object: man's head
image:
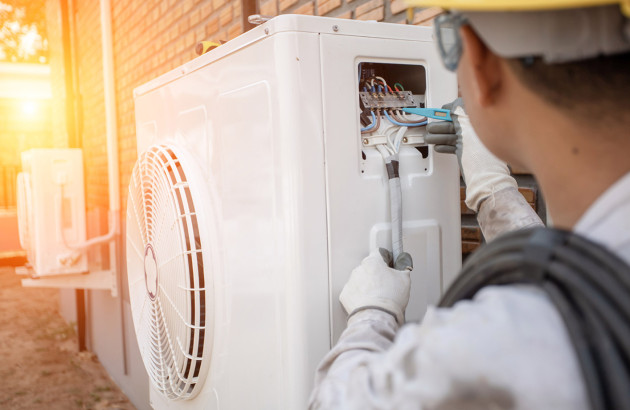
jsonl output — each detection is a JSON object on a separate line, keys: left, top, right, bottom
{"left": 411, "top": 1, "right": 630, "bottom": 167}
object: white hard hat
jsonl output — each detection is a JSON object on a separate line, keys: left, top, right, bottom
{"left": 465, "top": 6, "right": 630, "bottom": 63}
{"left": 409, "top": 0, "right": 630, "bottom": 64}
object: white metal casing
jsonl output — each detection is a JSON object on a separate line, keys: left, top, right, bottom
{"left": 18, "top": 149, "right": 87, "bottom": 276}
{"left": 130, "top": 15, "right": 461, "bottom": 410}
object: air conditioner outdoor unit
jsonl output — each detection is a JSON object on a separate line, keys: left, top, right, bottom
{"left": 17, "top": 148, "right": 88, "bottom": 276}
{"left": 127, "top": 15, "right": 461, "bottom": 410}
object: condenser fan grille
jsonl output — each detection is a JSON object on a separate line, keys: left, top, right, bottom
{"left": 126, "top": 145, "right": 209, "bottom": 400}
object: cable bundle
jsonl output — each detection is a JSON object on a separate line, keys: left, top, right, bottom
{"left": 440, "top": 227, "right": 630, "bottom": 410}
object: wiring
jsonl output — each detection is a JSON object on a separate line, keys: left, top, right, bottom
{"left": 374, "top": 76, "right": 388, "bottom": 88}
{"left": 398, "top": 109, "right": 425, "bottom": 123}
{"left": 389, "top": 110, "right": 409, "bottom": 124}
{"left": 390, "top": 110, "right": 426, "bottom": 125}
{"left": 384, "top": 110, "right": 427, "bottom": 127}
{"left": 374, "top": 76, "right": 394, "bottom": 93}
{"left": 361, "top": 110, "right": 381, "bottom": 134}
{"left": 357, "top": 74, "right": 428, "bottom": 261}
{"left": 361, "top": 111, "right": 378, "bottom": 133}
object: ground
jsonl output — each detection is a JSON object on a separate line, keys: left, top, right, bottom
{"left": 0, "top": 267, "right": 135, "bottom": 410}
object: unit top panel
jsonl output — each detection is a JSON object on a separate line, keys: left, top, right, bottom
{"left": 134, "top": 15, "right": 434, "bottom": 97}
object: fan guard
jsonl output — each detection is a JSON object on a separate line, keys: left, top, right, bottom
{"left": 126, "top": 144, "right": 212, "bottom": 400}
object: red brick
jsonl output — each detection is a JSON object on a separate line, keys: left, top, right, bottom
{"left": 232, "top": 1, "right": 242, "bottom": 18}
{"left": 219, "top": 6, "right": 233, "bottom": 26}
{"left": 462, "top": 241, "right": 481, "bottom": 254}
{"left": 390, "top": 0, "right": 407, "bottom": 15}
{"left": 206, "top": 16, "right": 220, "bottom": 36}
{"left": 182, "top": 0, "right": 195, "bottom": 13}
{"left": 294, "top": 1, "right": 315, "bottom": 15}
{"left": 195, "top": 25, "right": 206, "bottom": 42}
{"left": 412, "top": 6, "right": 442, "bottom": 25}
{"left": 227, "top": 23, "right": 242, "bottom": 39}
{"left": 212, "top": 0, "right": 226, "bottom": 11}
{"left": 279, "top": 0, "right": 299, "bottom": 11}
{"left": 201, "top": 2, "right": 213, "bottom": 18}
{"left": 334, "top": 10, "right": 352, "bottom": 18}
{"left": 355, "top": 0, "right": 383, "bottom": 17}
{"left": 185, "top": 31, "right": 196, "bottom": 49}
{"left": 461, "top": 226, "right": 481, "bottom": 241}
{"left": 260, "top": 0, "right": 278, "bottom": 16}
{"left": 317, "top": 0, "right": 341, "bottom": 15}
{"left": 518, "top": 187, "right": 536, "bottom": 203}
{"left": 356, "top": 6, "right": 383, "bottom": 20}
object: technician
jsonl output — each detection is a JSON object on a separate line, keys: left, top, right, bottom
{"left": 309, "top": 1, "right": 630, "bottom": 409}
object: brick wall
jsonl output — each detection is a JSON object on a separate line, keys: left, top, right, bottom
{"left": 51, "top": 0, "right": 543, "bottom": 259}
{"left": 71, "top": 0, "right": 446, "bottom": 217}
{"left": 74, "top": 1, "right": 109, "bottom": 210}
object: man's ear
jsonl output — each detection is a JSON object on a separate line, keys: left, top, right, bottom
{"left": 460, "top": 25, "right": 503, "bottom": 107}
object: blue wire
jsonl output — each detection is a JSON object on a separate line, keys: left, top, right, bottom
{"left": 371, "top": 85, "right": 376, "bottom": 93}
{"left": 361, "top": 111, "right": 377, "bottom": 132}
{"left": 384, "top": 111, "right": 427, "bottom": 127}
{"left": 378, "top": 85, "right": 383, "bottom": 93}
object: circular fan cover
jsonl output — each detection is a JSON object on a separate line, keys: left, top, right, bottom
{"left": 126, "top": 144, "right": 212, "bottom": 400}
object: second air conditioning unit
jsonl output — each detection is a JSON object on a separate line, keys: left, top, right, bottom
{"left": 17, "top": 148, "right": 88, "bottom": 276}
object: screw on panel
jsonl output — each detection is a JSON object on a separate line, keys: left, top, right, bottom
{"left": 264, "top": 28, "right": 269, "bottom": 34}
{"left": 402, "top": 137, "right": 408, "bottom": 143}
{"left": 333, "top": 25, "right": 339, "bottom": 32}
{"left": 362, "top": 138, "right": 369, "bottom": 145}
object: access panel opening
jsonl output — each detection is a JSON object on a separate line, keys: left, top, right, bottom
{"left": 357, "top": 62, "right": 431, "bottom": 177}
{"left": 357, "top": 62, "right": 427, "bottom": 133}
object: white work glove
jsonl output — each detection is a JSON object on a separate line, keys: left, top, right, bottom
{"left": 425, "top": 99, "right": 517, "bottom": 212}
{"left": 339, "top": 248, "right": 413, "bottom": 325}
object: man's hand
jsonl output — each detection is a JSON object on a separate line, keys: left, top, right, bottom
{"left": 339, "top": 249, "right": 413, "bottom": 325}
{"left": 425, "top": 98, "right": 465, "bottom": 158}
{"left": 425, "top": 99, "right": 517, "bottom": 212}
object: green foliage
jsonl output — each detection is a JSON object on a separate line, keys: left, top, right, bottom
{"left": 0, "top": 0, "right": 48, "bottom": 63}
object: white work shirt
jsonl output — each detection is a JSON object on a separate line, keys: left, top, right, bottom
{"left": 309, "top": 172, "right": 630, "bottom": 410}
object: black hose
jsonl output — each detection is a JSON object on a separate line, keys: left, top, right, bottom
{"left": 543, "top": 280, "right": 605, "bottom": 410}
{"left": 439, "top": 227, "right": 630, "bottom": 410}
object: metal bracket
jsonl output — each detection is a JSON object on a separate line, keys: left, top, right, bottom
{"left": 19, "top": 268, "right": 118, "bottom": 297}
{"left": 248, "top": 14, "right": 272, "bottom": 25}
{"left": 361, "top": 134, "right": 425, "bottom": 147}
{"left": 360, "top": 91, "right": 417, "bottom": 109}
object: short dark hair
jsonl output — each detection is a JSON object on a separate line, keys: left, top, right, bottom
{"left": 507, "top": 52, "right": 630, "bottom": 124}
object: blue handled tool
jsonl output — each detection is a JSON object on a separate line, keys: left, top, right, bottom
{"left": 402, "top": 107, "right": 452, "bottom": 122}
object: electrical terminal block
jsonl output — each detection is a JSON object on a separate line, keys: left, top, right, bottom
{"left": 359, "top": 91, "right": 418, "bottom": 109}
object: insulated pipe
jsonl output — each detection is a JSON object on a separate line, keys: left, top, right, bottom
{"left": 99, "top": 0, "right": 120, "bottom": 223}
{"left": 69, "top": 0, "right": 120, "bottom": 251}
{"left": 99, "top": 0, "right": 127, "bottom": 374}
{"left": 60, "top": 0, "right": 86, "bottom": 353}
